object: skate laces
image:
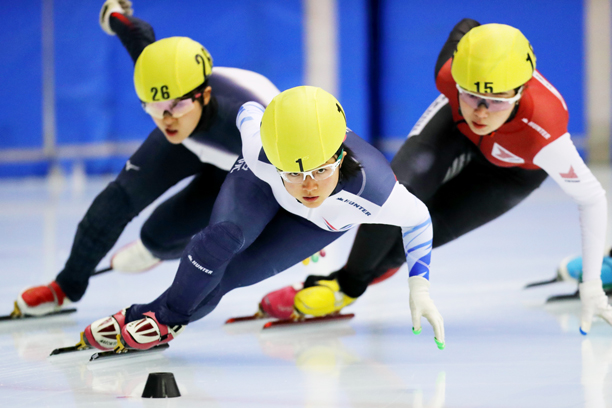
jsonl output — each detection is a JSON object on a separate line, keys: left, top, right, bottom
{"left": 128, "top": 312, "right": 185, "bottom": 343}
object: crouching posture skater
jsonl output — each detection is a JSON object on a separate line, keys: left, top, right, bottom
{"left": 261, "top": 20, "right": 612, "bottom": 335}
{"left": 12, "top": 0, "right": 279, "bottom": 317}
{"left": 83, "top": 86, "right": 446, "bottom": 351}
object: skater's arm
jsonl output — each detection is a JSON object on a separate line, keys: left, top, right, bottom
{"left": 534, "top": 134, "right": 611, "bottom": 334}
{"left": 373, "top": 183, "right": 433, "bottom": 280}
{"left": 109, "top": 14, "right": 156, "bottom": 64}
{"left": 435, "top": 18, "right": 480, "bottom": 79}
{"left": 373, "top": 183, "right": 443, "bottom": 348}
{"left": 533, "top": 134, "right": 607, "bottom": 283}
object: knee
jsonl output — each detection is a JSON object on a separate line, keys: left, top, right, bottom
{"left": 189, "top": 222, "right": 245, "bottom": 268}
{"left": 80, "top": 181, "right": 138, "bottom": 229}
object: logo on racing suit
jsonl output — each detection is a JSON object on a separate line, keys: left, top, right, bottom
{"left": 230, "top": 158, "right": 249, "bottom": 173}
{"left": 491, "top": 143, "right": 525, "bottom": 164}
{"left": 125, "top": 160, "right": 140, "bottom": 171}
{"left": 336, "top": 197, "right": 372, "bottom": 216}
{"left": 323, "top": 218, "right": 354, "bottom": 232}
{"left": 560, "top": 165, "right": 579, "bottom": 182}
{"left": 188, "top": 254, "right": 213, "bottom": 274}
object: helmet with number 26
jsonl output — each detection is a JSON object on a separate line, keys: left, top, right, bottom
{"left": 260, "top": 86, "right": 347, "bottom": 173}
{"left": 134, "top": 36, "right": 213, "bottom": 103}
{"left": 451, "top": 24, "right": 536, "bottom": 94}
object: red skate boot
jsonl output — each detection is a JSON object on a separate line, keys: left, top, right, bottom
{"left": 15, "top": 281, "right": 69, "bottom": 317}
{"left": 119, "top": 312, "right": 184, "bottom": 351}
{"left": 83, "top": 309, "right": 127, "bottom": 351}
{"left": 259, "top": 283, "right": 304, "bottom": 319}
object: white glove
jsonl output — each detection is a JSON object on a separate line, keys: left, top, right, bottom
{"left": 409, "top": 276, "right": 445, "bottom": 349}
{"left": 579, "top": 279, "right": 612, "bottom": 334}
{"left": 99, "top": 0, "right": 133, "bottom": 35}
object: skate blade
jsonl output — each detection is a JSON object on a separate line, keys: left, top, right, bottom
{"left": 546, "top": 290, "right": 579, "bottom": 303}
{"left": 49, "top": 332, "right": 92, "bottom": 357}
{"left": 88, "top": 343, "right": 169, "bottom": 365}
{"left": 225, "top": 310, "right": 270, "bottom": 324}
{"left": 262, "top": 313, "right": 355, "bottom": 330}
{"left": 524, "top": 276, "right": 560, "bottom": 289}
{"left": 1, "top": 303, "right": 77, "bottom": 321}
{"left": 225, "top": 313, "right": 267, "bottom": 324}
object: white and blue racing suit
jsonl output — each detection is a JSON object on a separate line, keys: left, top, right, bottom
{"left": 127, "top": 102, "right": 433, "bottom": 325}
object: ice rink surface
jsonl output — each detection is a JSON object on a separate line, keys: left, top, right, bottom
{"left": 1, "top": 167, "right": 612, "bottom": 407}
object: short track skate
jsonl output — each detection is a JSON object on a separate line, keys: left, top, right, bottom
{"left": 50, "top": 332, "right": 169, "bottom": 361}
{"left": 2, "top": 301, "right": 77, "bottom": 321}
{"left": 525, "top": 273, "right": 612, "bottom": 303}
{"left": 3, "top": 267, "right": 114, "bottom": 321}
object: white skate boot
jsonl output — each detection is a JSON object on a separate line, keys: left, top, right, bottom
{"left": 111, "top": 240, "right": 161, "bottom": 273}
{"left": 83, "top": 309, "right": 127, "bottom": 351}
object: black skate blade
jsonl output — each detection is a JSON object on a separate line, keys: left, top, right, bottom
{"left": 546, "top": 290, "right": 579, "bottom": 303}
{"left": 89, "top": 343, "right": 169, "bottom": 362}
{"left": 49, "top": 332, "right": 92, "bottom": 357}
{"left": 262, "top": 313, "right": 355, "bottom": 330}
{"left": 524, "top": 276, "right": 560, "bottom": 289}
{"left": 49, "top": 344, "right": 92, "bottom": 356}
{"left": 0, "top": 307, "right": 77, "bottom": 322}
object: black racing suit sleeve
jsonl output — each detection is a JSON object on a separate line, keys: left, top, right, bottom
{"left": 109, "top": 14, "right": 156, "bottom": 64}
{"left": 434, "top": 18, "right": 480, "bottom": 79}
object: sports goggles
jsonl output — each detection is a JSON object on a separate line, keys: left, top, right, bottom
{"left": 142, "top": 93, "right": 202, "bottom": 119}
{"left": 456, "top": 84, "right": 523, "bottom": 112}
{"left": 278, "top": 151, "right": 344, "bottom": 184}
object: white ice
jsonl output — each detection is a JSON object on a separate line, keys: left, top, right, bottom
{"left": 1, "top": 167, "right": 612, "bottom": 407}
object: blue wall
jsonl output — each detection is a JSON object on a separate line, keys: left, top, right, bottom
{"left": 0, "top": 0, "right": 586, "bottom": 177}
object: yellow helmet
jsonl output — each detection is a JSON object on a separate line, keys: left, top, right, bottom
{"left": 260, "top": 86, "right": 347, "bottom": 172}
{"left": 134, "top": 37, "right": 213, "bottom": 103}
{"left": 451, "top": 24, "right": 536, "bottom": 93}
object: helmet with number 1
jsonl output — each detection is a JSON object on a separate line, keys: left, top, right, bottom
{"left": 134, "top": 37, "right": 213, "bottom": 103}
{"left": 260, "top": 86, "right": 347, "bottom": 172}
{"left": 451, "top": 24, "right": 536, "bottom": 94}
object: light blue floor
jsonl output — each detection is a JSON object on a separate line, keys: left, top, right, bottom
{"left": 1, "top": 169, "right": 611, "bottom": 407}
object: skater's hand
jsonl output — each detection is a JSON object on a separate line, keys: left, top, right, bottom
{"left": 409, "top": 276, "right": 445, "bottom": 350}
{"left": 579, "top": 279, "right": 612, "bottom": 335}
{"left": 99, "top": 0, "right": 133, "bottom": 35}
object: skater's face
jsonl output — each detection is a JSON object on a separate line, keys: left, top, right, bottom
{"left": 282, "top": 154, "right": 344, "bottom": 208}
{"left": 150, "top": 86, "right": 212, "bottom": 144}
{"left": 458, "top": 87, "right": 519, "bottom": 135}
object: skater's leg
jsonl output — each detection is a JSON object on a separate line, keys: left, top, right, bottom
{"left": 337, "top": 156, "right": 548, "bottom": 297}
{"left": 127, "top": 211, "right": 344, "bottom": 323}
{"left": 140, "top": 165, "right": 227, "bottom": 259}
{"left": 127, "top": 159, "right": 280, "bottom": 324}
{"left": 424, "top": 157, "right": 548, "bottom": 247}
{"left": 55, "top": 129, "right": 204, "bottom": 300}
{"left": 189, "top": 213, "right": 345, "bottom": 321}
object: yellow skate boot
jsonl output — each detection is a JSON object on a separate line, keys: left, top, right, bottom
{"left": 294, "top": 279, "right": 356, "bottom": 317}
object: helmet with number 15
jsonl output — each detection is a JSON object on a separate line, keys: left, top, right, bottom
{"left": 451, "top": 24, "right": 536, "bottom": 94}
